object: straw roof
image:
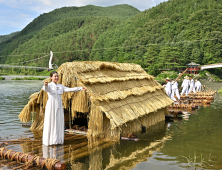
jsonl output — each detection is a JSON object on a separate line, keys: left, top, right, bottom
{"left": 19, "top": 61, "right": 173, "bottom": 131}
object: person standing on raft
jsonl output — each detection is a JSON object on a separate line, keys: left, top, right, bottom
{"left": 195, "top": 79, "right": 202, "bottom": 92}
{"left": 188, "top": 76, "right": 196, "bottom": 94}
{"left": 171, "top": 78, "right": 180, "bottom": 101}
{"left": 42, "top": 71, "right": 87, "bottom": 146}
{"left": 181, "top": 76, "right": 190, "bottom": 96}
{"left": 165, "top": 78, "right": 172, "bottom": 97}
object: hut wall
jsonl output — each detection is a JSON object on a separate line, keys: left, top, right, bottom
{"left": 87, "top": 103, "right": 104, "bottom": 144}
{"left": 103, "top": 108, "right": 165, "bottom": 141}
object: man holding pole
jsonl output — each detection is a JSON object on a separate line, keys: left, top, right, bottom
{"left": 181, "top": 76, "right": 190, "bottom": 96}
{"left": 188, "top": 76, "right": 196, "bottom": 94}
{"left": 165, "top": 77, "right": 172, "bottom": 97}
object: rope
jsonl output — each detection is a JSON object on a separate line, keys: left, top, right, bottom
{"left": 3, "top": 149, "right": 13, "bottom": 159}
{"left": 10, "top": 152, "right": 21, "bottom": 161}
{"left": 42, "top": 158, "right": 60, "bottom": 170}
{"left": 8, "top": 54, "right": 50, "bottom": 65}
{"left": 0, "top": 148, "right": 60, "bottom": 170}
{"left": 0, "top": 147, "right": 6, "bottom": 157}
{"left": 0, "top": 52, "right": 48, "bottom": 57}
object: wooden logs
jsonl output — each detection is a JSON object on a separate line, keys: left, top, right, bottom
{"left": 0, "top": 148, "right": 66, "bottom": 170}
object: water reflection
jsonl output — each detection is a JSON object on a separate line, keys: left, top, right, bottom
{"left": 1, "top": 80, "right": 222, "bottom": 170}
{"left": 43, "top": 145, "right": 64, "bottom": 161}
{"left": 64, "top": 121, "right": 173, "bottom": 170}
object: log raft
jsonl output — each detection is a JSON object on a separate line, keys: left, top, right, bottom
{"left": 0, "top": 147, "right": 66, "bottom": 170}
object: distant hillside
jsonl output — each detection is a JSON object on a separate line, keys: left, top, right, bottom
{"left": 0, "top": 4, "right": 140, "bottom": 64}
{"left": 90, "top": 0, "right": 222, "bottom": 75}
{"left": 0, "top": 31, "right": 19, "bottom": 43}
{"left": 1, "top": 0, "right": 222, "bottom": 77}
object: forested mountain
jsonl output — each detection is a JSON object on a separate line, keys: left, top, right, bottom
{"left": 1, "top": 0, "right": 222, "bottom": 76}
{"left": 0, "top": 32, "right": 19, "bottom": 43}
{"left": 0, "top": 4, "right": 140, "bottom": 64}
{"left": 90, "top": 0, "right": 222, "bottom": 75}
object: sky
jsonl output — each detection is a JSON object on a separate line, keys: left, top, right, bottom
{"left": 0, "top": 0, "right": 168, "bottom": 36}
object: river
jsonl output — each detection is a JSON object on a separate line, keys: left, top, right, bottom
{"left": 0, "top": 80, "right": 222, "bottom": 169}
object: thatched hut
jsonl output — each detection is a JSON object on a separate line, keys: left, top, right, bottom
{"left": 19, "top": 61, "right": 173, "bottom": 142}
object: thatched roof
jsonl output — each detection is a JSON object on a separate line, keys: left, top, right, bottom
{"left": 19, "top": 61, "right": 173, "bottom": 131}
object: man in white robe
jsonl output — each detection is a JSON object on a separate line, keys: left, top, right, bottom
{"left": 165, "top": 78, "right": 172, "bottom": 97}
{"left": 171, "top": 79, "right": 180, "bottom": 101}
{"left": 188, "top": 77, "right": 196, "bottom": 94}
{"left": 181, "top": 76, "right": 190, "bottom": 96}
{"left": 195, "top": 79, "right": 202, "bottom": 92}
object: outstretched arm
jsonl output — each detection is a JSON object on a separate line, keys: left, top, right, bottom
{"left": 63, "top": 86, "right": 87, "bottom": 92}
{"left": 42, "top": 81, "right": 50, "bottom": 92}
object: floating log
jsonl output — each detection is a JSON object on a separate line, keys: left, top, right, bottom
{"left": 0, "top": 139, "right": 41, "bottom": 143}
{"left": 0, "top": 148, "right": 66, "bottom": 170}
{"left": 165, "top": 115, "right": 174, "bottom": 118}
{"left": 168, "top": 104, "right": 197, "bottom": 109}
{"left": 22, "top": 123, "right": 32, "bottom": 127}
{"left": 120, "top": 137, "right": 139, "bottom": 141}
{"left": 65, "top": 129, "right": 87, "bottom": 135}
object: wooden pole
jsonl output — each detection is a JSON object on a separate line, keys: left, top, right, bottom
{"left": 0, "top": 148, "right": 66, "bottom": 170}
{"left": 174, "top": 68, "right": 189, "bottom": 82}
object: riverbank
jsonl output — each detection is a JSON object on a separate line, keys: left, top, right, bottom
{"left": 1, "top": 75, "right": 48, "bottom": 80}
{"left": 0, "top": 68, "right": 56, "bottom": 77}
{"left": 155, "top": 70, "right": 222, "bottom": 83}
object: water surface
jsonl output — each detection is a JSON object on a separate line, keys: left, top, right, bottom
{"left": 0, "top": 80, "right": 222, "bottom": 169}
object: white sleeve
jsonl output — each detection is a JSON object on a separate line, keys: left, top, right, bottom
{"left": 63, "top": 85, "right": 83, "bottom": 92}
{"left": 42, "top": 85, "right": 50, "bottom": 93}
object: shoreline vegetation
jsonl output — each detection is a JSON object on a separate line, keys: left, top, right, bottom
{"left": 155, "top": 70, "right": 222, "bottom": 84}
{"left": 11, "top": 77, "right": 46, "bottom": 80}
{"left": 1, "top": 68, "right": 222, "bottom": 82}
{"left": 0, "top": 76, "right": 5, "bottom": 80}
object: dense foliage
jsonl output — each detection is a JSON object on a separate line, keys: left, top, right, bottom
{"left": 0, "top": 4, "right": 140, "bottom": 64}
{"left": 0, "top": 31, "right": 19, "bottom": 43}
{"left": 1, "top": 1, "right": 222, "bottom": 76}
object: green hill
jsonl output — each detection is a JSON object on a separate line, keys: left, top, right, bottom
{"left": 0, "top": 31, "right": 19, "bottom": 43}
{"left": 90, "top": 0, "right": 222, "bottom": 75}
{"left": 0, "top": 4, "right": 140, "bottom": 64}
{"left": 1, "top": 0, "right": 222, "bottom": 76}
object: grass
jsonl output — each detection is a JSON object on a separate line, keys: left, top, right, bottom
{"left": 218, "top": 87, "right": 222, "bottom": 93}
{"left": 12, "top": 77, "right": 46, "bottom": 80}
{"left": 180, "top": 152, "right": 212, "bottom": 169}
{"left": 0, "top": 76, "right": 5, "bottom": 80}
{"left": 23, "top": 77, "right": 46, "bottom": 80}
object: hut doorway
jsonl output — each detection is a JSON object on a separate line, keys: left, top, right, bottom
{"left": 64, "top": 110, "right": 88, "bottom": 133}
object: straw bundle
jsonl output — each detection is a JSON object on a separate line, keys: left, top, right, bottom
{"left": 18, "top": 61, "right": 173, "bottom": 143}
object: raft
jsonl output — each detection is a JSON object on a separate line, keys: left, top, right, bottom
{"left": 0, "top": 147, "right": 66, "bottom": 170}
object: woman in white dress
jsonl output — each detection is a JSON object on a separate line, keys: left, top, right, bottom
{"left": 42, "top": 71, "right": 87, "bottom": 146}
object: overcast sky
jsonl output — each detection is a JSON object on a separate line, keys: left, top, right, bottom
{"left": 0, "top": 0, "right": 168, "bottom": 36}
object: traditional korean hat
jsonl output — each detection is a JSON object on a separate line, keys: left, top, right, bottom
{"left": 185, "top": 76, "right": 189, "bottom": 79}
{"left": 165, "top": 77, "right": 170, "bottom": 80}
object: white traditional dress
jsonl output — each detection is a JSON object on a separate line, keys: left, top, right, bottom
{"left": 165, "top": 81, "right": 172, "bottom": 97}
{"left": 188, "top": 79, "right": 196, "bottom": 94}
{"left": 42, "top": 82, "right": 83, "bottom": 146}
{"left": 171, "top": 81, "right": 180, "bottom": 100}
{"left": 195, "top": 80, "right": 202, "bottom": 92}
{"left": 181, "top": 79, "right": 190, "bottom": 96}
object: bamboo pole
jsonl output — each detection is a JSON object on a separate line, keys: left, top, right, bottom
{"left": 0, "top": 140, "right": 41, "bottom": 143}
{"left": 63, "top": 140, "right": 107, "bottom": 160}
{"left": 64, "top": 135, "right": 86, "bottom": 141}
{"left": 0, "top": 148, "right": 66, "bottom": 170}
{"left": 174, "top": 68, "right": 189, "bottom": 82}
{"left": 65, "top": 141, "right": 114, "bottom": 163}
